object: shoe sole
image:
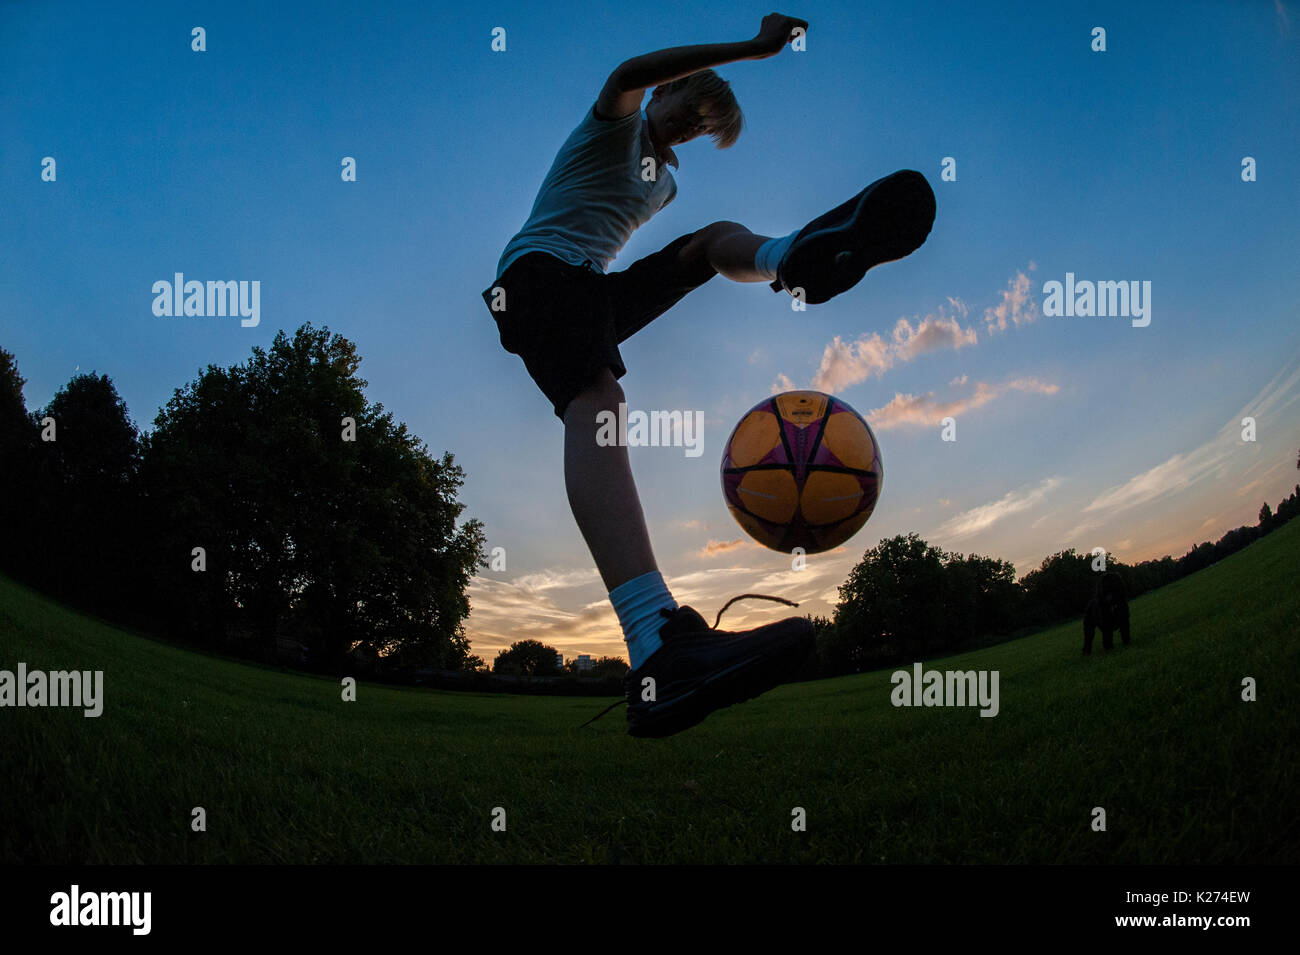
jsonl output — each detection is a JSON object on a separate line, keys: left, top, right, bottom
{"left": 627, "top": 623, "right": 814, "bottom": 738}
{"left": 777, "top": 169, "right": 936, "bottom": 305}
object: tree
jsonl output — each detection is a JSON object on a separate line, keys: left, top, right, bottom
{"left": 835, "top": 533, "right": 947, "bottom": 661}
{"left": 0, "top": 348, "right": 36, "bottom": 575}
{"left": 1124, "top": 554, "right": 1179, "bottom": 599}
{"left": 810, "top": 613, "right": 860, "bottom": 675}
{"left": 587, "top": 655, "right": 630, "bottom": 680}
{"left": 493, "top": 639, "right": 563, "bottom": 676}
{"left": 1259, "top": 502, "right": 1273, "bottom": 528}
{"left": 32, "top": 372, "right": 141, "bottom": 616}
{"left": 1277, "top": 485, "right": 1300, "bottom": 524}
{"left": 1018, "top": 548, "right": 1095, "bottom": 627}
{"left": 138, "top": 323, "right": 485, "bottom": 668}
{"left": 944, "top": 551, "right": 1020, "bottom": 643}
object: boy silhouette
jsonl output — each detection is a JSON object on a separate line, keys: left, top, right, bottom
{"left": 482, "top": 13, "right": 935, "bottom": 737}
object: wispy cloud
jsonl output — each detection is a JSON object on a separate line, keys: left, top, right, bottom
{"left": 983, "top": 264, "right": 1039, "bottom": 334}
{"left": 867, "top": 376, "right": 1059, "bottom": 431}
{"left": 701, "top": 537, "right": 752, "bottom": 556}
{"left": 934, "top": 476, "right": 1065, "bottom": 541}
{"left": 465, "top": 568, "right": 611, "bottom": 659}
{"left": 777, "top": 267, "right": 1044, "bottom": 394}
{"left": 674, "top": 559, "right": 853, "bottom": 629}
{"left": 804, "top": 333, "right": 893, "bottom": 392}
{"left": 466, "top": 556, "right": 851, "bottom": 659}
{"left": 1083, "top": 450, "right": 1230, "bottom": 515}
{"left": 510, "top": 568, "right": 602, "bottom": 593}
{"left": 770, "top": 372, "right": 797, "bottom": 394}
{"left": 1061, "top": 519, "right": 1099, "bottom": 543}
{"left": 806, "top": 307, "right": 978, "bottom": 392}
{"left": 1082, "top": 350, "right": 1300, "bottom": 516}
{"left": 1235, "top": 477, "right": 1267, "bottom": 499}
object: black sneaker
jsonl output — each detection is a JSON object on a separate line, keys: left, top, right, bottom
{"left": 615, "top": 595, "right": 814, "bottom": 738}
{"left": 771, "top": 169, "right": 936, "bottom": 305}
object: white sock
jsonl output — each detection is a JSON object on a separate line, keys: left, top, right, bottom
{"left": 753, "top": 229, "right": 799, "bottom": 280}
{"left": 609, "top": 570, "right": 677, "bottom": 670}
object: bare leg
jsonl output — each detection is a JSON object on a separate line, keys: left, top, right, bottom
{"left": 679, "top": 220, "right": 775, "bottom": 283}
{"left": 562, "top": 367, "right": 658, "bottom": 592}
{"left": 564, "top": 223, "right": 777, "bottom": 588}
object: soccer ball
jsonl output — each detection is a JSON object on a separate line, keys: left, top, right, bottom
{"left": 720, "top": 390, "right": 882, "bottom": 554}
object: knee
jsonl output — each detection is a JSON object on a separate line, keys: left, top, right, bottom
{"left": 681, "top": 220, "right": 748, "bottom": 263}
{"left": 694, "top": 220, "right": 747, "bottom": 244}
{"left": 565, "top": 367, "right": 624, "bottom": 420}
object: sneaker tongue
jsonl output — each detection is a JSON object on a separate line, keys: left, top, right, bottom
{"left": 660, "top": 605, "right": 709, "bottom": 639}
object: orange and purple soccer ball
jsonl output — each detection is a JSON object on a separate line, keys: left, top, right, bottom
{"left": 720, "top": 391, "right": 882, "bottom": 554}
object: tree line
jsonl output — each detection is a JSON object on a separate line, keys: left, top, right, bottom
{"left": 0, "top": 326, "right": 485, "bottom": 673}
{"left": 3, "top": 329, "right": 1294, "bottom": 686}
{"left": 815, "top": 475, "right": 1300, "bottom": 676}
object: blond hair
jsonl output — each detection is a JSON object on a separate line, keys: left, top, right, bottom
{"left": 654, "top": 69, "right": 744, "bottom": 149}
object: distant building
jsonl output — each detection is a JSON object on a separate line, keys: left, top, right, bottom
{"left": 576, "top": 654, "right": 594, "bottom": 672}
{"left": 555, "top": 650, "right": 564, "bottom": 670}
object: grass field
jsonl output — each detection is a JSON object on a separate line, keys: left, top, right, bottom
{"left": 2, "top": 521, "right": 1297, "bottom": 864}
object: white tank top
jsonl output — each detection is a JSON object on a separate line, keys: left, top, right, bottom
{"left": 496, "top": 104, "right": 677, "bottom": 278}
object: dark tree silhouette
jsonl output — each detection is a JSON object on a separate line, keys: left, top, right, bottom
{"left": 1018, "top": 548, "right": 1096, "bottom": 627}
{"left": 0, "top": 348, "right": 36, "bottom": 575}
{"left": 138, "top": 323, "right": 485, "bottom": 669}
{"left": 944, "top": 551, "right": 1021, "bottom": 644}
{"left": 836, "top": 533, "right": 947, "bottom": 661}
{"left": 32, "top": 372, "right": 141, "bottom": 616}
{"left": 825, "top": 535, "right": 1022, "bottom": 674}
{"left": 586, "top": 655, "right": 631, "bottom": 679}
{"left": 493, "top": 639, "right": 563, "bottom": 676}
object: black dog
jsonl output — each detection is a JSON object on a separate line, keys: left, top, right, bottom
{"left": 1083, "top": 571, "right": 1130, "bottom": 654}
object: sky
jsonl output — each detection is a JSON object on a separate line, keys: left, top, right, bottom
{"left": 3, "top": 0, "right": 1298, "bottom": 663}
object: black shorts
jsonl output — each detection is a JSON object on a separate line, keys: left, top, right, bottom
{"left": 480, "top": 232, "right": 716, "bottom": 418}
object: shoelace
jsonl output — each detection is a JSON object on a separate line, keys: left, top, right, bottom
{"left": 577, "top": 593, "right": 800, "bottom": 729}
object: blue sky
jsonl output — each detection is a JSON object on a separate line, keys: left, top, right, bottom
{"left": 3, "top": 0, "right": 1298, "bottom": 661}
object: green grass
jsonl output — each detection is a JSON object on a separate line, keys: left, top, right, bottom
{"left": 2, "top": 521, "right": 1298, "bottom": 864}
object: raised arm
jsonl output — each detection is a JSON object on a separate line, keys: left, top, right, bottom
{"left": 595, "top": 13, "right": 807, "bottom": 120}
